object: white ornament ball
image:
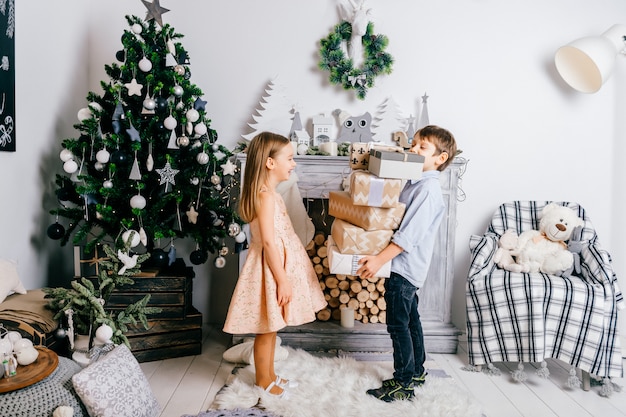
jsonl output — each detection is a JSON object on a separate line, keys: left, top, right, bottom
{"left": 173, "top": 85, "right": 184, "bottom": 97}
{"left": 96, "top": 149, "right": 110, "bottom": 163}
{"left": 196, "top": 152, "right": 210, "bottom": 165}
{"left": 16, "top": 347, "right": 39, "bottom": 366}
{"left": 103, "top": 180, "right": 113, "bottom": 189}
{"left": 235, "top": 231, "right": 247, "bottom": 243}
{"left": 194, "top": 122, "right": 207, "bottom": 136}
{"left": 174, "top": 65, "right": 185, "bottom": 75}
{"left": 89, "top": 102, "right": 103, "bottom": 112}
{"left": 12, "top": 338, "right": 33, "bottom": 354}
{"left": 214, "top": 256, "right": 226, "bottom": 269}
{"left": 210, "top": 174, "right": 221, "bottom": 185}
{"left": 164, "top": 115, "right": 178, "bottom": 130}
{"left": 130, "top": 195, "right": 147, "bottom": 209}
{"left": 60, "top": 148, "right": 74, "bottom": 162}
{"left": 297, "top": 144, "right": 309, "bottom": 155}
{"left": 6, "top": 331, "right": 21, "bottom": 345}
{"left": 186, "top": 108, "right": 200, "bottom": 123}
{"left": 122, "top": 229, "right": 141, "bottom": 247}
{"left": 95, "top": 324, "right": 114, "bottom": 344}
{"left": 177, "top": 135, "right": 190, "bottom": 147}
{"left": 77, "top": 107, "right": 92, "bottom": 121}
{"left": 63, "top": 160, "right": 79, "bottom": 174}
{"left": 131, "top": 23, "right": 143, "bottom": 34}
{"left": 212, "top": 143, "right": 220, "bottom": 152}
{"left": 190, "top": 177, "right": 200, "bottom": 185}
{"left": 138, "top": 57, "right": 152, "bottom": 72}
{"left": 94, "top": 162, "right": 105, "bottom": 171}
{"left": 228, "top": 222, "right": 241, "bottom": 237}
{"left": 143, "top": 97, "right": 156, "bottom": 110}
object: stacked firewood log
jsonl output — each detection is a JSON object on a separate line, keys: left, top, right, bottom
{"left": 307, "top": 232, "right": 387, "bottom": 324}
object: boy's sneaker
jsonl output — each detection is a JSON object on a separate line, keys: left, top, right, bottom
{"left": 412, "top": 371, "right": 428, "bottom": 387}
{"left": 366, "top": 379, "right": 415, "bottom": 402}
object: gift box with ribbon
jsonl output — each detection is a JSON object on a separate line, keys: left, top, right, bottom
{"left": 327, "top": 236, "right": 391, "bottom": 278}
{"left": 368, "top": 149, "right": 425, "bottom": 180}
{"left": 330, "top": 218, "right": 393, "bottom": 255}
{"left": 349, "top": 143, "right": 405, "bottom": 170}
{"left": 349, "top": 170, "right": 402, "bottom": 208}
{"left": 329, "top": 190, "right": 405, "bottom": 231}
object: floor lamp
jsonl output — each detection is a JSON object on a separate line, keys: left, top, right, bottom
{"left": 554, "top": 24, "right": 626, "bottom": 93}
{"left": 555, "top": 25, "right": 626, "bottom": 350}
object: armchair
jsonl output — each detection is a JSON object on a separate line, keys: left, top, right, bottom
{"left": 466, "top": 201, "right": 623, "bottom": 390}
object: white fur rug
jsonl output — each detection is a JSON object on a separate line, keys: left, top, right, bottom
{"left": 212, "top": 348, "right": 483, "bottom": 417}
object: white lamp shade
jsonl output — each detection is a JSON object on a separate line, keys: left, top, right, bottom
{"left": 555, "top": 24, "right": 626, "bottom": 93}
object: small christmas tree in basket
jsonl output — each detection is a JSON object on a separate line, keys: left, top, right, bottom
{"left": 44, "top": 238, "right": 161, "bottom": 351}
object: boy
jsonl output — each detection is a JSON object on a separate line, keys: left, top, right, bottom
{"left": 357, "top": 125, "right": 457, "bottom": 402}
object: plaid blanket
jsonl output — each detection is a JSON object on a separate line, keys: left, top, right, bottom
{"left": 466, "top": 201, "right": 623, "bottom": 378}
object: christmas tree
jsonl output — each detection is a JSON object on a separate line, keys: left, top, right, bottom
{"left": 47, "top": 3, "right": 244, "bottom": 268}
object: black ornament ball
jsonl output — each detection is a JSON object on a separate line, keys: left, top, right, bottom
{"left": 151, "top": 248, "right": 169, "bottom": 268}
{"left": 110, "top": 150, "right": 129, "bottom": 166}
{"left": 54, "top": 327, "right": 67, "bottom": 340}
{"left": 190, "top": 249, "right": 208, "bottom": 265}
{"left": 56, "top": 186, "right": 73, "bottom": 202}
{"left": 115, "top": 50, "right": 126, "bottom": 62}
{"left": 155, "top": 97, "right": 169, "bottom": 114}
{"left": 47, "top": 222, "right": 65, "bottom": 240}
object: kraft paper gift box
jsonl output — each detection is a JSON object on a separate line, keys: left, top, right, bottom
{"left": 331, "top": 218, "right": 393, "bottom": 255}
{"left": 368, "top": 149, "right": 425, "bottom": 180}
{"left": 329, "top": 191, "right": 406, "bottom": 231}
{"left": 349, "top": 143, "right": 370, "bottom": 170}
{"left": 349, "top": 170, "right": 402, "bottom": 208}
{"left": 327, "top": 236, "right": 391, "bottom": 278}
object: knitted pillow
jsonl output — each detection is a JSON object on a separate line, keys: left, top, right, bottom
{"left": 72, "top": 344, "right": 161, "bottom": 417}
{"left": 0, "top": 259, "right": 27, "bottom": 304}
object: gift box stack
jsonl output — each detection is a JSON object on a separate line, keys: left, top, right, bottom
{"left": 319, "top": 142, "right": 423, "bottom": 324}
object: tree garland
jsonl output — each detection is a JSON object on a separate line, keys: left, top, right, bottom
{"left": 318, "top": 21, "right": 393, "bottom": 100}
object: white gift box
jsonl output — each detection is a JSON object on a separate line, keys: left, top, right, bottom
{"left": 327, "top": 236, "right": 391, "bottom": 278}
{"left": 368, "top": 149, "right": 425, "bottom": 180}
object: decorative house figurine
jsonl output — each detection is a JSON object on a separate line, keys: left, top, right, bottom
{"left": 292, "top": 130, "right": 311, "bottom": 146}
{"left": 312, "top": 113, "right": 334, "bottom": 146}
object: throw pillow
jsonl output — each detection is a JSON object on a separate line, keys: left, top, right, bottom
{"left": 0, "top": 259, "right": 26, "bottom": 304}
{"left": 72, "top": 344, "right": 161, "bottom": 417}
{"left": 222, "top": 336, "right": 289, "bottom": 364}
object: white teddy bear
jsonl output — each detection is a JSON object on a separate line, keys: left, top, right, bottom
{"left": 494, "top": 229, "right": 523, "bottom": 272}
{"left": 506, "top": 203, "right": 584, "bottom": 275}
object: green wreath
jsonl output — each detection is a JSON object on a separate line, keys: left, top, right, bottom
{"left": 318, "top": 21, "right": 393, "bottom": 100}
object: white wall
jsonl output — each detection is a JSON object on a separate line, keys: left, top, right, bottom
{"left": 3, "top": 0, "right": 625, "bottom": 337}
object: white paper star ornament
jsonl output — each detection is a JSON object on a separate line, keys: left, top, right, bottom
{"left": 221, "top": 160, "right": 236, "bottom": 176}
{"left": 186, "top": 206, "right": 199, "bottom": 224}
{"left": 125, "top": 78, "right": 143, "bottom": 96}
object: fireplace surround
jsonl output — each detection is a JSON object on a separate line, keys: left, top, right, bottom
{"left": 235, "top": 154, "right": 465, "bottom": 355}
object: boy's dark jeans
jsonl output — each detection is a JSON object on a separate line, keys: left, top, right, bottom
{"left": 384, "top": 272, "right": 425, "bottom": 385}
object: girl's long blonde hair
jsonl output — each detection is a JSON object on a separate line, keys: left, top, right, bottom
{"left": 239, "top": 132, "right": 290, "bottom": 223}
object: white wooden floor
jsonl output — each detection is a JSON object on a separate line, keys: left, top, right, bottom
{"left": 140, "top": 325, "right": 626, "bottom": 417}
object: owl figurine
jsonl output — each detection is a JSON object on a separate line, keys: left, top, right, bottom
{"left": 336, "top": 111, "right": 373, "bottom": 143}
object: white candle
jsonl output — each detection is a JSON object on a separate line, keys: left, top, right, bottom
{"left": 320, "top": 141, "right": 338, "bottom": 156}
{"left": 340, "top": 306, "right": 355, "bottom": 328}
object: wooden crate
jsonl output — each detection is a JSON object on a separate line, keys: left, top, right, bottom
{"left": 126, "top": 308, "right": 203, "bottom": 363}
{"left": 87, "top": 260, "right": 203, "bottom": 361}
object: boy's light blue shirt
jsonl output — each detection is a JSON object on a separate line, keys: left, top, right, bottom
{"left": 390, "top": 170, "right": 446, "bottom": 288}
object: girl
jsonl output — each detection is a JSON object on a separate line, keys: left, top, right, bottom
{"left": 223, "top": 132, "right": 327, "bottom": 398}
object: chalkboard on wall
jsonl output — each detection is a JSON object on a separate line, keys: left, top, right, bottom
{"left": 0, "top": 1, "right": 15, "bottom": 152}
